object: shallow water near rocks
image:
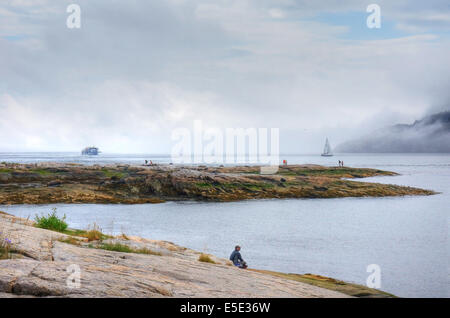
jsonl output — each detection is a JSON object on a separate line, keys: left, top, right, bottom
{"left": 1, "top": 153, "right": 449, "bottom": 297}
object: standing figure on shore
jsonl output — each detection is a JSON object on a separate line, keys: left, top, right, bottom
{"left": 230, "top": 245, "right": 248, "bottom": 269}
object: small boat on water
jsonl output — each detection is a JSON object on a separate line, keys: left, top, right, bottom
{"left": 321, "top": 138, "right": 333, "bottom": 157}
{"left": 81, "top": 146, "right": 100, "bottom": 156}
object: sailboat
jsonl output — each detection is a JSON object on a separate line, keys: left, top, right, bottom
{"left": 321, "top": 138, "right": 333, "bottom": 157}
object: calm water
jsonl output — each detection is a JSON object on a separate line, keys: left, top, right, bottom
{"left": 1, "top": 153, "right": 449, "bottom": 297}
{"left": 0, "top": 152, "right": 172, "bottom": 166}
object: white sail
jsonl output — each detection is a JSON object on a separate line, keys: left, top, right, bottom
{"left": 321, "top": 138, "right": 333, "bottom": 156}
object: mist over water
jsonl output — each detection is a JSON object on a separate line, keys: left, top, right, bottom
{"left": 336, "top": 111, "right": 450, "bottom": 153}
{"left": 1, "top": 153, "right": 448, "bottom": 297}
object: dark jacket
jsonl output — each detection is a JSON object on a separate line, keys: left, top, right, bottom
{"left": 229, "top": 250, "right": 244, "bottom": 265}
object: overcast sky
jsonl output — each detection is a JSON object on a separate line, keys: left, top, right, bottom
{"left": 1, "top": 0, "right": 449, "bottom": 153}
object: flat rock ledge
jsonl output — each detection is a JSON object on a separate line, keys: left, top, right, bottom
{"left": 0, "top": 213, "right": 349, "bottom": 298}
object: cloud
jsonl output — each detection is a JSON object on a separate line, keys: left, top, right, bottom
{"left": 0, "top": 81, "right": 228, "bottom": 152}
{"left": 0, "top": 0, "right": 449, "bottom": 153}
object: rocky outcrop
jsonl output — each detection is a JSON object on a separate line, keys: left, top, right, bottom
{"left": 0, "top": 163, "right": 434, "bottom": 205}
{"left": 0, "top": 213, "right": 349, "bottom": 298}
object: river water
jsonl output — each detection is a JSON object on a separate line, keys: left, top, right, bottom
{"left": 0, "top": 153, "right": 448, "bottom": 297}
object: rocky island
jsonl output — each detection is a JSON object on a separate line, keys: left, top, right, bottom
{"left": 0, "top": 162, "right": 434, "bottom": 205}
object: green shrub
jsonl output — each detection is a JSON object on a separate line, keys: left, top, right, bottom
{"left": 34, "top": 208, "right": 68, "bottom": 232}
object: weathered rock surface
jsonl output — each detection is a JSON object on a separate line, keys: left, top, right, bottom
{"left": 0, "top": 213, "right": 349, "bottom": 298}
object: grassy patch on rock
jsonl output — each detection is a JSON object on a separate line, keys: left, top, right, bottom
{"left": 57, "top": 233, "right": 162, "bottom": 256}
{"left": 196, "top": 182, "right": 213, "bottom": 188}
{"left": 250, "top": 269, "right": 396, "bottom": 298}
{"left": 276, "top": 166, "right": 397, "bottom": 178}
{"left": 31, "top": 168, "right": 57, "bottom": 176}
{"left": 0, "top": 244, "right": 13, "bottom": 260}
{"left": 57, "top": 237, "right": 82, "bottom": 246}
{"left": 98, "top": 242, "right": 162, "bottom": 256}
{"left": 34, "top": 213, "right": 112, "bottom": 242}
{"left": 198, "top": 253, "right": 216, "bottom": 264}
{"left": 101, "top": 168, "right": 127, "bottom": 179}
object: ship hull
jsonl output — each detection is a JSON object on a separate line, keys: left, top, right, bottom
{"left": 81, "top": 147, "right": 99, "bottom": 156}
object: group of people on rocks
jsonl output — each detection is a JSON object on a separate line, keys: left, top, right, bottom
{"left": 338, "top": 160, "right": 344, "bottom": 167}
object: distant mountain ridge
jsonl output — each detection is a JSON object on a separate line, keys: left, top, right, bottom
{"left": 336, "top": 111, "right": 450, "bottom": 153}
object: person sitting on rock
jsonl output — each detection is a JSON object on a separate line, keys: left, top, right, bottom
{"left": 230, "top": 245, "right": 247, "bottom": 269}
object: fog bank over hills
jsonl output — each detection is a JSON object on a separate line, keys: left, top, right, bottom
{"left": 335, "top": 111, "right": 450, "bottom": 153}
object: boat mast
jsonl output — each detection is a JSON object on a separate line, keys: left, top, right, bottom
{"left": 324, "top": 138, "right": 330, "bottom": 154}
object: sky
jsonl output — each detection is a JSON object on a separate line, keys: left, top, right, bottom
{"left": 1, "top": 0, "right": 449, "bottom": 154}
